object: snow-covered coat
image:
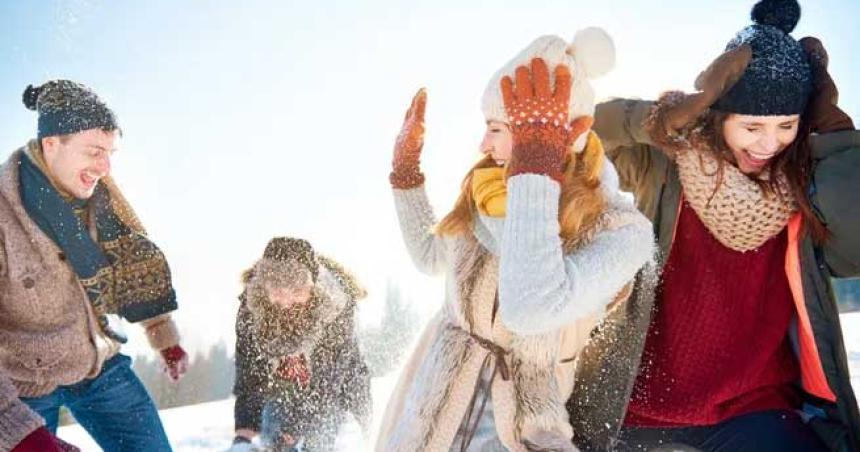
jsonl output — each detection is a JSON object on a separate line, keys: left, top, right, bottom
{"left": 376, "top": 162, "right": 655, "bottom": 452}
{"left": 233, "top": 257, "right": 371, "bottom": 440}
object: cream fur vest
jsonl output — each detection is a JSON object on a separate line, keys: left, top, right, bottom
{"left": 377, "top": 204, "right": 638, "bottom": 452}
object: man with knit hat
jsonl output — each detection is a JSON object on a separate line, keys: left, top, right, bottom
{"left": 231, "top": 237, "right": 371, "bottom": 451}
{"left": 0, "top": 80, "right": 187, "bottom": 451}
{"left": 583, "top": 0, "right": 860, "bottom": 450}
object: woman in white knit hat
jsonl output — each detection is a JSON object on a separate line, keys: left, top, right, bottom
{"left": 376, "top": 28, "right": 655, "bottom": 452}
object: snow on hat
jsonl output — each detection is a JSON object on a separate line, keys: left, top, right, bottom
{"left": 263, "top": 237, "right": 319, "bottom": 280}
{"left": 23, "top": 80, "right": 120, "bottom": 139}
{"left": 481, "top": 27, "right": 615, "bottom": 152}
{"left": 713, "top": 0, "right": 812, "bottom": 115}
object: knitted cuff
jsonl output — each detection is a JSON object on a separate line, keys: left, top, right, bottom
{"left": 508, "top": 124, "right": 568, "bottom": 183}
{"left": 0, "top": 397, "right": 45, "bottom": 452}
{"left": 389, "top": 166, "right": 426, "bottom": 189}
{"left": 643, "top": 91, "right": 700, "bottom": 156}
{"left": 143, "top": 315, "right": 180, "bottom": 351}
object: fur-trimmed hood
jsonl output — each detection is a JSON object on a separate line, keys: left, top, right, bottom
{"left": 240, "top": 254, "right": 367, "bottom": 359}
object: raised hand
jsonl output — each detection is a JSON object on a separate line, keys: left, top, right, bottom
{"left": 390, "top": 88, "right": 427, "bottom": 189}
{"left": 800, "top": 37, "right": 854, "bottom": 133}
{"left": 502, "top": 58, "right": 590, "bottom": 183}
{"left": 666, "top": 44, "right": 752, "bottom": 134}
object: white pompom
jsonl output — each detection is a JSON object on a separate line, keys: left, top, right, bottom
{"left": 569, "top": 27, "right": 615, "bottom": 79}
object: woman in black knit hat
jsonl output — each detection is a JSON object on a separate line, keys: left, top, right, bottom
{"left": 578, "top": 0, "right": 860, "bottom": 451}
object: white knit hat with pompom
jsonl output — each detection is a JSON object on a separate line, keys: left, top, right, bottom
{"left": 481, "top": 27, "right": 615, "bottom": 152}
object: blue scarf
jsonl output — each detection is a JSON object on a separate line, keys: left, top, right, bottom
{"left": 18, "top": 152, "right": 177, "bottom": 343}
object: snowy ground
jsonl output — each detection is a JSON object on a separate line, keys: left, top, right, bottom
{"left": 60, "top": 315, "right": 860, "bottom": 452}
{"left": 59, "top": 373, "right": 398, "bottom": 452}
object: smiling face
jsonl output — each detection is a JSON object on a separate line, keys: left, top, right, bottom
{"left": 41, "top": 128, "right": 118, "bottom": 199}
{"left": 479, "top": 120, "right": 513, "bottom": 166}
{"left": 722, "top": 113, "right": 801, "bottom": 175}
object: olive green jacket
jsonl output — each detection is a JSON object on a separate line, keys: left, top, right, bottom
{"left": 568, "top": 99, "right": 860, "bottom": 452}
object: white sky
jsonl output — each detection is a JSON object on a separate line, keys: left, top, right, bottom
{"left": 1, "top": 0, "right": 858, "bottom": 355}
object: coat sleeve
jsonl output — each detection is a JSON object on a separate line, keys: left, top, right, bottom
{"left": 810, "top": 133, "right": 860, "bottom": 277}
{"left": 140, "top": 314, "right": 180, "bottom": 352}
{"left": 498, "top": 174, "right": 655, "bottom": 336}
{"left": 233, "top": 300, "right": 268, "bottom": 432}
{"left": 340, "top": 338, "right": 372, "bottom": 431}
{"left": 0, "top": 369, "right": 45, "bottom": 451}
{"left": 392, "top": 187, "right": 448, "bottom": 275}
{"left": 593, "top": 98, "right": 671, "bottom": 201}
{"left": 0, "top": 238, "right": 47, "bottom": 450}
{"left": 592, "top": 98, "right": 656, "bottom": 152}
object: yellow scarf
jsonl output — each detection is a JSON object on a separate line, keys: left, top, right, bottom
{"left": 471, "top": 167, "right": 507, "bottom": 217}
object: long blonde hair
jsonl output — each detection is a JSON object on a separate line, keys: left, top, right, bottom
{"left": 436, "top": 137, "right": 606, "bottom": 241}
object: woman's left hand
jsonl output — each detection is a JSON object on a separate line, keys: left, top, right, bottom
{"left": 501, "top": 58, "right": 591, "bottom": 183}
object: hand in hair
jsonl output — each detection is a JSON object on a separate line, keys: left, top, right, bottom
{"left": 800, "top": 37, "right": 855, "bottom": 133}
{"left": 501, "top": 58, "right": 591, "bottom": 183}
{"left": 390, "top": 88, "right": 427, "bottom": 189}
{"left": 662, "top": 44, "right": 752, "bottom": 136}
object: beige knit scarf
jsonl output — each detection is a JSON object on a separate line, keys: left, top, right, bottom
{"left": 675, "top": 148, "right": 797, "bottom": 252}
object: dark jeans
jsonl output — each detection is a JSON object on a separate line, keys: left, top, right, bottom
{"left": 261, "top": 399, "right": 340, "bottom": 452}
{"left": 616, "top": 410, "right": 828, "bottom": 452}
{"left": 21, "top": 353, "right": 172, "bottom": 452}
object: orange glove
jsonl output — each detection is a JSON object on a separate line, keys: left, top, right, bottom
{"left": 501, "top": 58, "right": 590, "bottom": 183}
{"left": 800, "top": 37, "right": 855, "bottom": 133}
{"left": 275, "top": 354, "right": 311, "bottom": 387}
{"left": 390, "top": 88, "right": 427, "bottom": 189}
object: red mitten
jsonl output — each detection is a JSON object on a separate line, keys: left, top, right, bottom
{"left": 275, "top": 354, "right": 311, "bottom": 386}
{"left": 12, "top": 427, "right": 79, "bottom": 452}
{"left": 160, "top": 345, "right": 189, "bottom": 382}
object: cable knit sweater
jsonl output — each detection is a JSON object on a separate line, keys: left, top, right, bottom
{"left": 0, "top": 150, "right": 180, "bottom": 450}
{"left": 377, "top": 158, "right": 655, "bottom": 451}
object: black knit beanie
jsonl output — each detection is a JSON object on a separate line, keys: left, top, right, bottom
{"left": 263, "top": 237, "right": 320, "bottom": 281}
{"left": 713, "top": 0, "right": 812, "bottom": 116}
{"left": 22, "top": 80, "right": 120, "bottom": 139}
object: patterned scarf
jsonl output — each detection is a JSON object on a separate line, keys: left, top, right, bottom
{"left": 18, "top": 148, "right": 177, "bottom": 342}
{"left": 675, "top": 148, "right": 797, "bottom": 252}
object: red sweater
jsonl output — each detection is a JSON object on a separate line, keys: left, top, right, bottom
{"left": 624, "top": 201, "right": 800, "bottom": 427}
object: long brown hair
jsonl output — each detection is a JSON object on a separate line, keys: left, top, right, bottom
{"left": 436, "top": 136, "right": 606, "bottom": 241}
{"left": 690, "top": 110, "right": 827, "bottom": 243}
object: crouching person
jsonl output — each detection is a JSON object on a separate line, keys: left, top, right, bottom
{"left": 232, "top": 238, "right": 371, "bottom": 452}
